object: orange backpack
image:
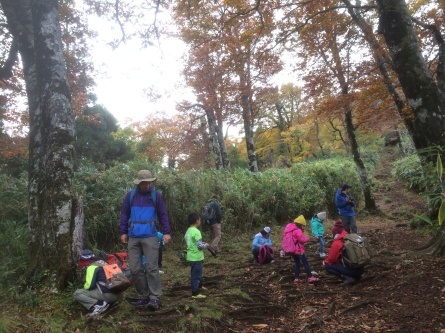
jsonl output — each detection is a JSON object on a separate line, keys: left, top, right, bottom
{"left": 99, "top": 262, "right": 131, "bottom": 293}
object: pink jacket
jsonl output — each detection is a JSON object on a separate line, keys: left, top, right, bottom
{"left": 283, "top": 223, "right": 309, "bottom": 255}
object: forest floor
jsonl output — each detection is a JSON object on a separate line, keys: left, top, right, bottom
{"left": 2, "top": 145, "right": 445, "bottom": 333}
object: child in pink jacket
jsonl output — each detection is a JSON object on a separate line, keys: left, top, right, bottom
{"left": 284, "top": 215, "right": 320, "bottom": 284}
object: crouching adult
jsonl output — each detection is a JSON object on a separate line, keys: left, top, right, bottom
{"left": 74, "top": 250, "right": 122, "bottom": 317}
{"left": 322, "top": 230, "right": 364, "bottom": 285}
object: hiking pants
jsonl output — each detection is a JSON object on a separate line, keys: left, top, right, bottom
{"left": 252, "top": 248, "right": 259, "bottom": 261}
{"left": 340, "top": 215, "right": 357, "bottom": 233}
{"left": 209, "top": 223, "right": 221, "bottom": 251}
{"left": 293, "top": 254, "right": 313, "bottom": 279}
{"left": 128, "top": 236, "right": 161, "bottom": 300}
{"left": 317, "top": 236, "right": 326, "bottom": 254}
{"left": 190, "top": 261, "right": 203, "bottom": 295}
{"left": 324, "top": 262, "right": 364, "bottom": 279}
{"left": 73, "top": 288, "right": 120, "bottom": 310}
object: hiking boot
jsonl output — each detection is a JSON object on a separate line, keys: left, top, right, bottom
{"left": 341, "top": 276, "right": 356, "bottom": 286}
{"left": 307, "top": 276, "right": 320, "bottom": 283}
{"left": 192, "top": 294, "right": 207, "bottom": 299}
{"left": 293, "top": 279, "right": 302, "bottom": 285}
{"left": 146, "top": 298, "right": 160, "bottom": 310}
{"left": 131, "top": 298, "right": 150, "bottom": 307}
{"left": 88, "top": 301, "right": 109, "bottom": 317}
{"left": 319, "top": 253, "right": 327, "bottom": 258}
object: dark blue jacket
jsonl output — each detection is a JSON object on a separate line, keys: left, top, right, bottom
{"left": 335, "top": 188, "right": 355, "bottom": 216}
{"left": 207, "top": 200, "right": 222, "bottom": 226}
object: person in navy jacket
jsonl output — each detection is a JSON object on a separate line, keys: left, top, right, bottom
{"left": 335, "top": 184, "right": 357, "bottom": 233}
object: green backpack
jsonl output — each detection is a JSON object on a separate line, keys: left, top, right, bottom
{"left": 342, "top": 234, "right": 372, "bottom": 268}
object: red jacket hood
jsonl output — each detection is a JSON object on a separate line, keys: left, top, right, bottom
{"left": 336, "top": 230, "right": 349, "bottom": 241}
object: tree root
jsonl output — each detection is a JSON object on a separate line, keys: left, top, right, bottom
{"left": 135, "top": 314, "right": 183, "bottom": 322}
{"left": 228, "top": 304, "right": 285, "bottom": 315}
{"left": 338, "top": 300, "right": 376, "bottom": 315}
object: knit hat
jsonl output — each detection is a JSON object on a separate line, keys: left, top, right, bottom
{"left": 332, "top": 220, "right": 344, "bottom": 237}
{"left": 263, "top": 226, "right": 271, "bottom": 234}
{"left": 317, "top": 212, "right": 327, "bottom": 221}
{"left": 294, "top": 215, "right": 306, "bottom": 226}
{"left": 134, "top": 170, "right": 156, "bottom": 184}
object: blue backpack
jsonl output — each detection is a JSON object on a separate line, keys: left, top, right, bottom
{"left": 128, "top": 187, "right": 158, "bottom": 238}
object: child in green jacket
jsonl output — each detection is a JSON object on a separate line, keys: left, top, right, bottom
{"left": 185, "top": 212, "right": 209, "bottom": 299}
{"left": 311, "top": 212, "right": 327, "bottom": 258}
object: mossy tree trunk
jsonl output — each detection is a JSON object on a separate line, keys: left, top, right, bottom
{"left": 376, "top": 0, "right": 445, "bottom": 156}
{"left": 1, "top": 0, "right": 77, "bottom": 290}
{"left": 376, "top": 0, "right": 445, "bottom": 254}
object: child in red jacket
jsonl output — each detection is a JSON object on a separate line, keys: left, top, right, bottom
{"left": 283, "top": 215, "right": 319, "bottom": 284}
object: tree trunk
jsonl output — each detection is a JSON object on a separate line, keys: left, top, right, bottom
{"left": 314, "top": 116, "right": 325, "bottom": 156}
{"left": 344, "top": 108, "right": 377, "bottom": 211}
{"left": 214, "top": 117, "right": 230, "bottom": 170}
{"left": 1, "top": 0, "right": 77, "bottom": 290}
{"left": 376, "top": 0, "right": 445, "bottom": 158}
{"left": 328, "top": 30, "right": 377, "bottom": 211}
{"left": 205, "top": 108, "right": 224, "bottom": 170}
{"left": 241, "top": 95, "right": 258, "bottom": 172}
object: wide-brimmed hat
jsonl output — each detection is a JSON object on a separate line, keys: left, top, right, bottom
{"left": 294, "top": 215, "right": 306, "bottom": 226}
{"left": 134, "top": 170, "right": 156, "bottom": 184}
{"left": 263, "top": 226, "right": 271, "bottom": 234}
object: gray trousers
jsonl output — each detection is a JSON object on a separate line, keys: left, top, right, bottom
{"left": 128, "top": 236, "right": 161, "bottom": 300}
{"left": 73, "top": 288, "right": 120, "bottom": 310}
{"left": 210, "top": 223, "right": 221, "bottom": 251}
{"left": 340, "top": 215, "right": 357, "bottom": 233}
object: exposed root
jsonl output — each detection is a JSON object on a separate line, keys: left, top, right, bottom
{"left": 338, "top": 300, "right": 376, "bottom": 315}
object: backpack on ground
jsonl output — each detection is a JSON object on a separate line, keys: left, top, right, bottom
{"left": 282, "top": 230, "right": 296, "bottom": 254}
{"left": 258, "top": 245, "right": 274, "bottom": 264}
{"left": 97, "top": 262, "right": 132, "bottom": 293}
{"left": 342, "top": 233, "right": 372, "bottom": 268}
{"left": 202, "top": 201, "right": 216, "bottom": 223}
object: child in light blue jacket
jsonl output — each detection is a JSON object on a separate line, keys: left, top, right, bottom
{"left": 251, "top": 227, "right": 272, "bottom": 263}
{"left": 311, "top": 212, "right": 327, "bottom": 258}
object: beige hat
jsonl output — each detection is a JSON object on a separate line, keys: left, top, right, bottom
{"left": 134, "top": 170, "right": 156, "bottom": 184}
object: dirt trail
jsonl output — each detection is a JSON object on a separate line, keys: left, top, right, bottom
{"left": 64, "top": 146, "right": 441, "bottom": 332}
{"left": 372, "top": 145, "right": 426, "bottom": 220}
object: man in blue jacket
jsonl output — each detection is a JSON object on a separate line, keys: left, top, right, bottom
{"left": 335, "top": 184, "right": 357, "bottom": 233}
{"left": 120, "top": 170, "right": 171, "bottom": 310}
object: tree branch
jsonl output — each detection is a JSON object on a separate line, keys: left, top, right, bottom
{"left": 114, "top": 0, "right": 126, "bottom": 46}
{"left": 0, "top": 38, "right": 18, "bottom": 81}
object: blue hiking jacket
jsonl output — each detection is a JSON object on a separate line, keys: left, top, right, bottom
{"left": 335, "top": 188, "right": 355, "bottom": 217}
{"left": 251, "top": 233, "right": 272, "bottom": 251}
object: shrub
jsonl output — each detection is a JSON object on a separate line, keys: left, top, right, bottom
{"left": 73, "top": 157, "right": 365, "bottom": 250}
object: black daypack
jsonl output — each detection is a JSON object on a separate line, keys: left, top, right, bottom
{"left": 203, "top": 201, "right": 216, "bottom": 223}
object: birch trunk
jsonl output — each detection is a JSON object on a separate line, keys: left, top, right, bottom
{"left": 1, "top": 0, "right": 77, "bottom": 290}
